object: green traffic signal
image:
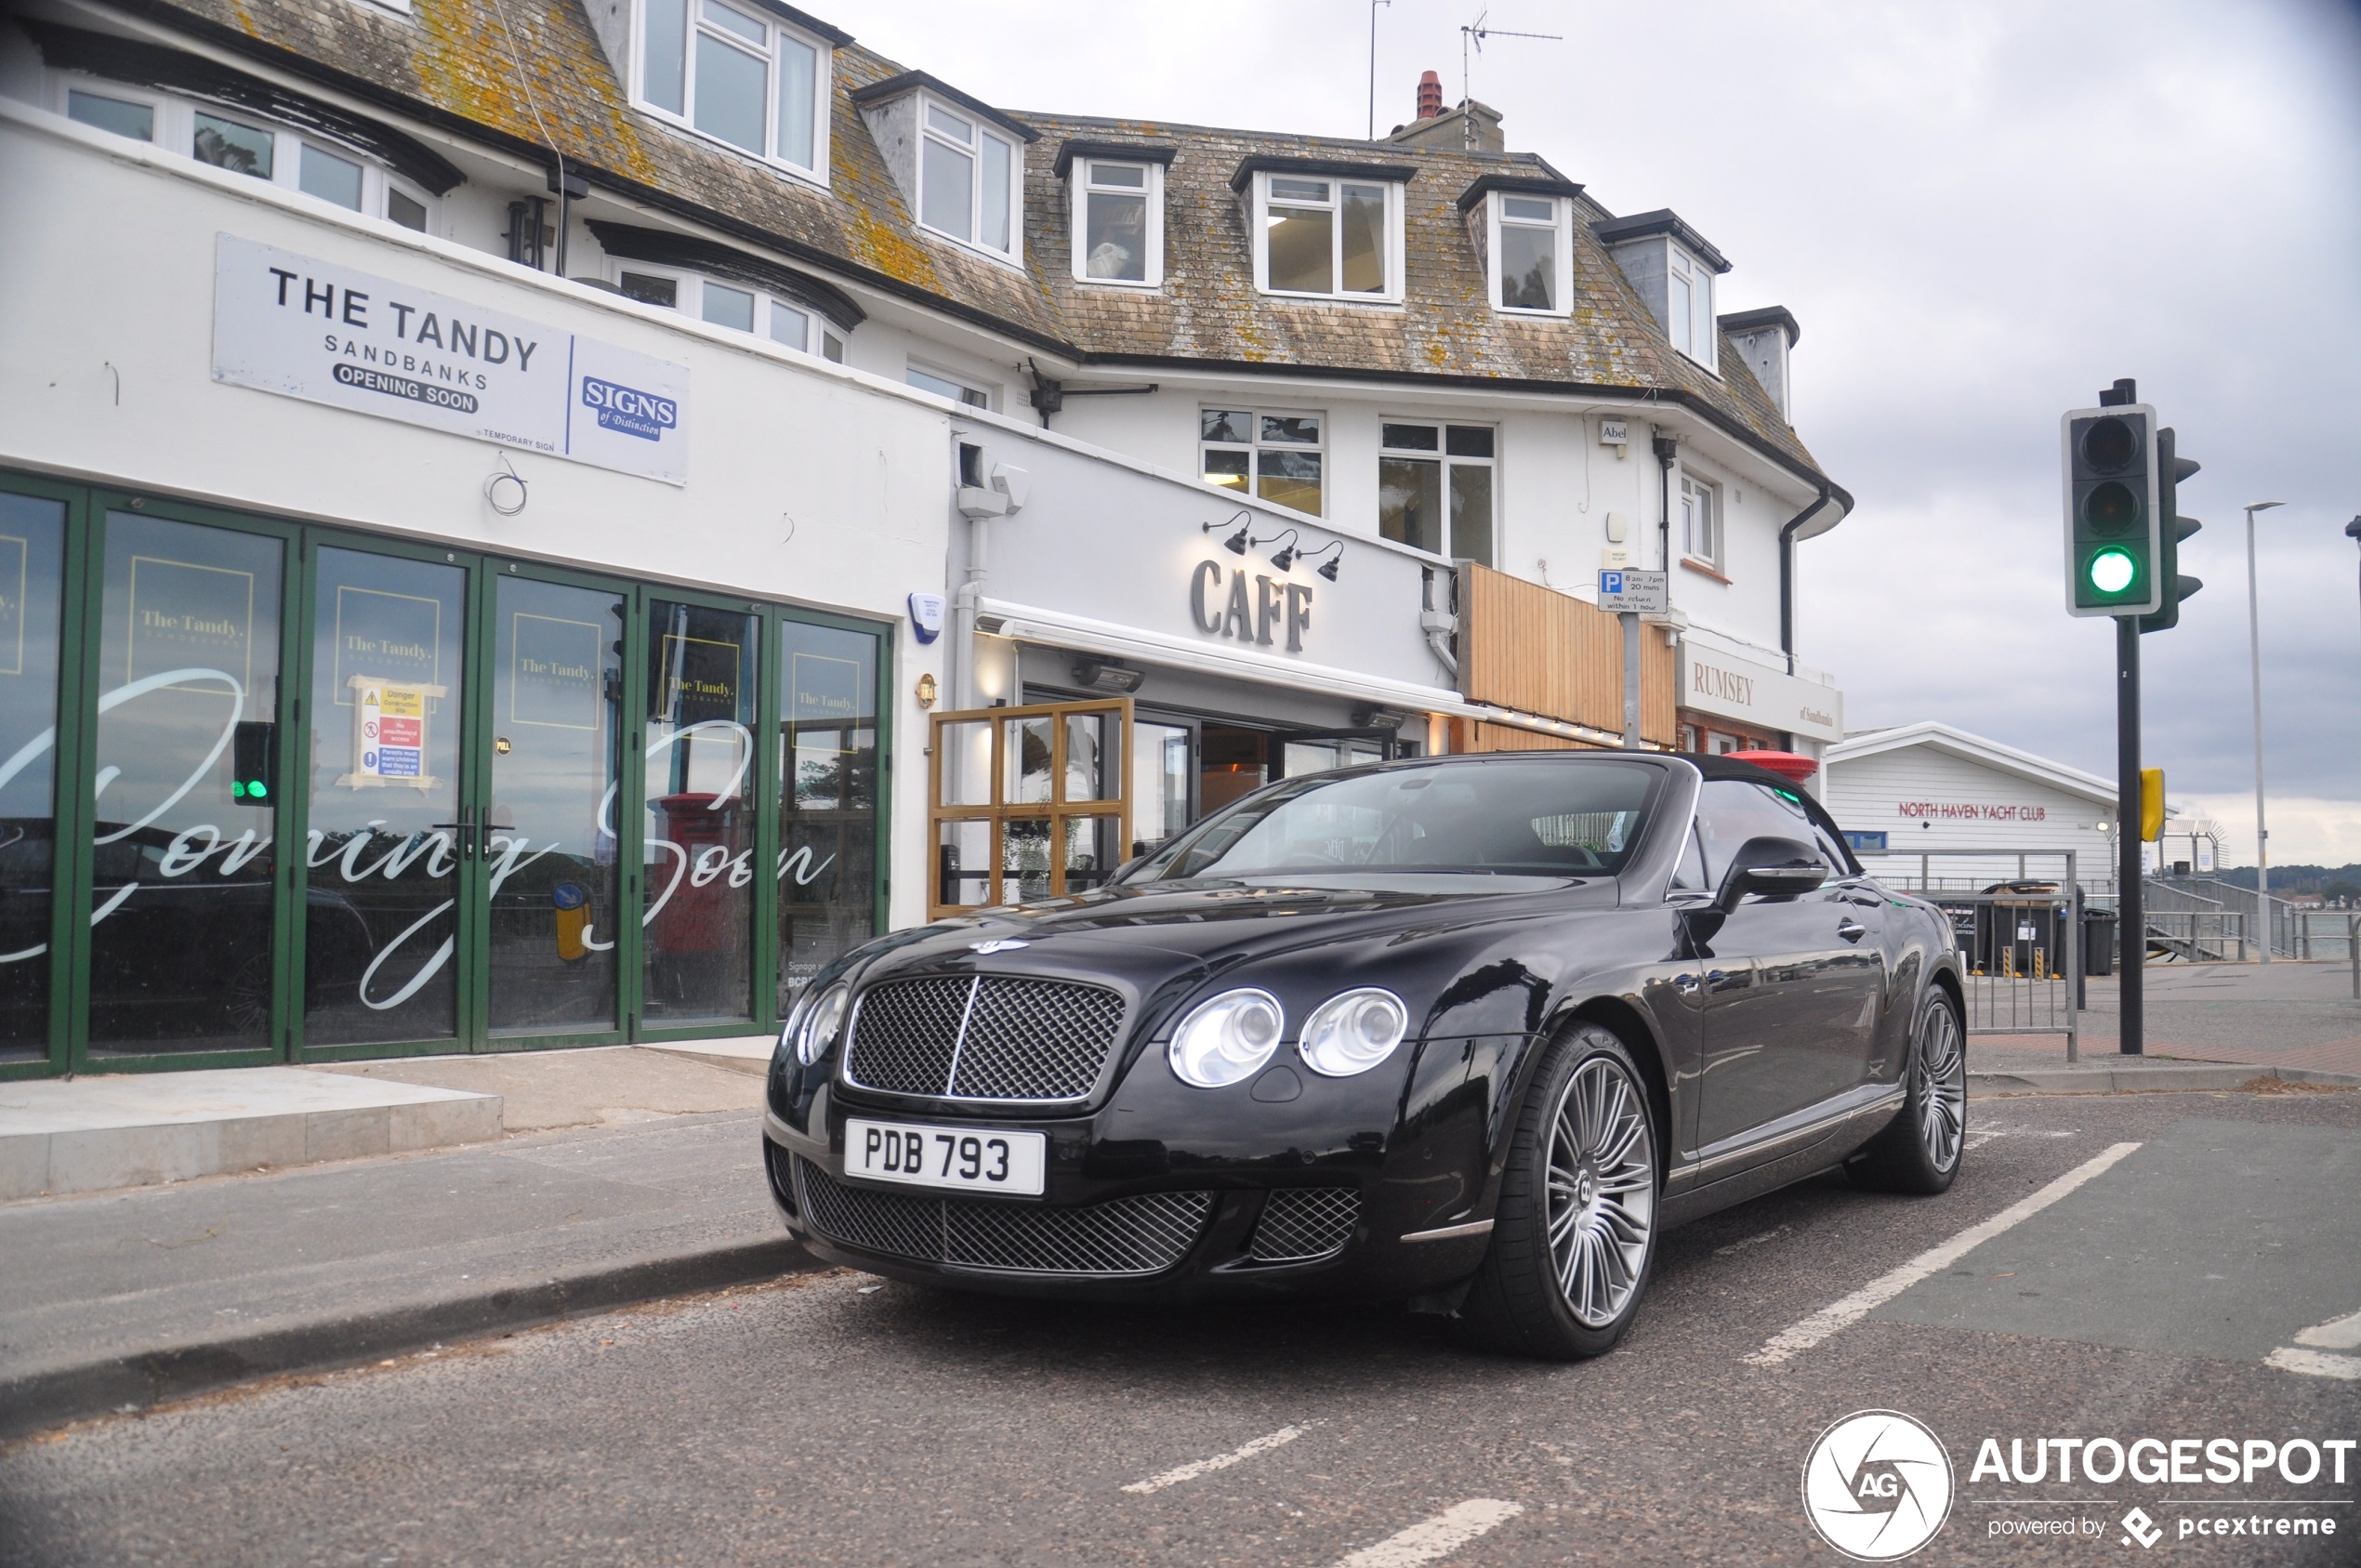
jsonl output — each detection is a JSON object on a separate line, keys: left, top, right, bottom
{"left": 2088, "top": 547, "right": 2136, "bottom": 595}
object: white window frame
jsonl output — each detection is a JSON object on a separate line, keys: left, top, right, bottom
{"left": 631, "top": 0, "right": 831, "bottom": 184}
{"left": 1668, "top": 244, "right": 1719, "bottom": 371}
{"left": 1250, "top": 171, "right": 1404, "bottom": 304}
{"left": 1199, "top": 408, "right": 1327, "bottom": 520}
{"left": 914, "top": 96, "right": 1023, "bottom": 264}
{"left": 55, "top": 77, "right": 441, "bottom": 233}
{"left": 1378, "top": 420, "right": 1497, "bottom": 564}
{"left": 608, "top": 261, "right": 846, "bottom": 359}
{"left": 1488, "top": 192, "right": 1572, "bottom": 317}
{"left": 1681, "top": 470, "right": 1723, "bottom": 573}
{"left": 906, "top": 362, "right": 993, "bottom": 410}
{"left": 1069, "top": 158, "right": 1163, "bottom": 288}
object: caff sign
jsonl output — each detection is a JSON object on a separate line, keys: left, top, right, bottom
{"left": 1190, "top": 560, "right": 1314, "bottom": 652}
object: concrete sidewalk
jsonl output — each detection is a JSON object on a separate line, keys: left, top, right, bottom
{"left": 0, "top": 1106, "right": 810, "bottom": 1439}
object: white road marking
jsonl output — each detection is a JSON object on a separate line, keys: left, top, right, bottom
{"left": 1741, "top": 1140, "right": 2143, "bottom": 1368}
{"left": 2266, "top": 1347, "right": 2361, "bottom": 1380}
{"left": 1338, "top": 1499, "right": 1524, "bottom": 1568}
{"left": 1963, "top": 1123, "right": 2080, "bottom": 1152}
{"left": 1121, "top": 1424, "right": 1307, "bottom": 1494}
{"left": 2295, "top": 1309, "right": 2361, "bottom": 1351}
{"left": 1715, "top": 1224, "right": 1792, "bottom": 1256}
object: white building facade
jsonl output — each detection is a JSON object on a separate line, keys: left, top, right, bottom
{"left": 1823, "top": 723, "right": 2123, "bottom": 891}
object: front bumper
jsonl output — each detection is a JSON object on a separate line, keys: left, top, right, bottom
{"left": 760, "top": 1055, "right": 1500, "bottom": 1304}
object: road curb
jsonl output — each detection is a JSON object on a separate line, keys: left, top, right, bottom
{"left": 1969, "top": 1062, "right": 2361, "bottom": 1097}
{"left": 0, "top": 1234, "right": 822, "bottom": 1442}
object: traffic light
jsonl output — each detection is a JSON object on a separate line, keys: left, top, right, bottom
{"left": 231, "top": 721, "right": 274, "bottom": 805}
{"left": 2137, "top": 427, "right": 2202, "bottom": 633}
{"left": 2140, "top": 767, "right": 2165, "bottom": 841}
{"left": 2062, "top": 386, "right": 2162, "bottom": 616}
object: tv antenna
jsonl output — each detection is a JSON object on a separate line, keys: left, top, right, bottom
{"left": 1460, "top": 9, "right": 1562, "bottom": 148}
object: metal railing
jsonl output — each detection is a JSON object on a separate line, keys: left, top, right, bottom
{"left": 1878, "top": 849, "right": 2082, "bottom": 1062}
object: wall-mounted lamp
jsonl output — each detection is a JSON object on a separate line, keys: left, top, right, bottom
{"left": 1265, "top": 528, "right": 1303, "bottom": 570}
{"left": 1202, "top": 510, "right": 1254, "bottom": 555}
{"left": 1312, "top": 541, "right": 1345, "bottom": 581}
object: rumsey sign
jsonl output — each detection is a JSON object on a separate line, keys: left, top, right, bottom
{"left": 212, "top": 235, "right": 689, "bottom": 484}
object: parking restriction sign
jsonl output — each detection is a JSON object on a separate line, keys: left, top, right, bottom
{"left": 1598, "top": 569, "right": 1668, "bottom": 613}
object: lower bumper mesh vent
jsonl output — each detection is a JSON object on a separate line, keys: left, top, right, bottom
{"left": 1249, "top": 1188, "right": 1360, "bottom": 1262}
{"left": 796, "top": 1158, "right": 1211, "bottom": 1275}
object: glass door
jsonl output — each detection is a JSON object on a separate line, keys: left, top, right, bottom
{"left": 86, "top": 508, "right": 289, "bottom": 1059}
{"left": 1274, "top": 727, "right": 1398, "bottom": 782}
{"left": 641, "top": 598, "right": 758, "bottom": 1028}
{"left": 483, "top": 573, "right": 627, "bottom": 1040}
{"left": 298, "top": 545, "right": 473, "bottom": 1053}
{"left": 0, "top": 486, "right": 73, "bottom": 1069}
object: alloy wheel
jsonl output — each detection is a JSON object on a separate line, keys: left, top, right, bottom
{"left": 1545, "top": 1054, "right": 1656, "bottom": 1329}
{"left": 1918, "top": 1000, "right": 1966, "bottom": 1172}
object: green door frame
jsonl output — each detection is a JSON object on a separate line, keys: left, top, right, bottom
{"left": 0, "top": 469, "right": 898, "bottom": 1077}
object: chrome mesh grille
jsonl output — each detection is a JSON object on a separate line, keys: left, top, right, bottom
{"left": 844, "top": 976, "right": 1126, "bottom": 1101}
{"left": 953, "top": 979, "right": 1128, "bottom": 1100}
{"left": 795, "top": 1159, "right": 1210, "bottom": 1275}
{"left": 842, "top": 979, "right": 969, "bottom": 1096}
{"left": 1249, "top": 1188, "right": 1360, "bottom": 1262}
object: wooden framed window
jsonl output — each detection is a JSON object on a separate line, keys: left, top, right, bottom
{"left": 930, "top": 698, "right": 1131, "bottom": 919}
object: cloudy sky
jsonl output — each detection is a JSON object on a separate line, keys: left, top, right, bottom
{"left": 852, "top": 2, "right": 2361, "bottom": 864}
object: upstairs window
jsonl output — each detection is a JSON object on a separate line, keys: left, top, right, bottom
{"left": 920, "top": 102, "right": 1020, "bottom": 257}
{"left": 1669, "top": 246, "right": 1717, "bottom": 369}
{"left": 1491, "top": 193, "right": 1570, "bottom": 315}
{"left": 1681, "top": 473, "right": 1722, "bottom": 571}
{"left": 617, "top": 267, "right": 847, "bottom": 360}
{"left": 907, "top": 364, "right": 991, "bottom": 409}
{"left": 638, "top": 0, "right": 827, "bottom": 178}
{"left": 64, "top": 82, "right": 433, "bottom": 231}
{"left": 1202, "top": 409, "right": 1324, "bottom": 517}
{"left": 1073, "top": 159, "right": 1160, "bottom": 285}
{"left": 1379, "top": 423, "right": 1495, "bottom": 566}
{"left": 1255, "top": 174, "right": 1397, "bottom": 300}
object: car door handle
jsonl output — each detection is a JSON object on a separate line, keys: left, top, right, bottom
{"left": 1837, "top": 918, "right": 1867, "bottom": 942}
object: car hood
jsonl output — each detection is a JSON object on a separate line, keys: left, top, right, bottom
{"left": 859, "top": 873, "right": 1621, "bottom": 981}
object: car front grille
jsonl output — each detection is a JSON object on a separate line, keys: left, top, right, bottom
{"left": 794, "top": 1158, "right": 1211, "bottom": 1275}
{"left": 843, "top": 976, "right": 1127, "bottom": 1101}
{"left": 1249, "top": 1188, "right": 1360, "bottom": 1262}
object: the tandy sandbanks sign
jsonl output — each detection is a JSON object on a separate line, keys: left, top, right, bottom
{"left": 212, "top": 235, "right": 689, "bottom": 484}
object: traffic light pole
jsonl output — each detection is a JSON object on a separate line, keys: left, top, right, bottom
{"left": 2117, "top": 614, "right": 2143, "bottom": 1055}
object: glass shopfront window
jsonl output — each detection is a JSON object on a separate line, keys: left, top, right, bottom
{"left": 88, "top": 513, "right": 286, "bottom": 1056}
{"left": 0, "top": 477, "right": 892, "bottom": 1079}
{"left": 303, "top": 547, "right": 467, "bottom": 1048}
{"left": 644, "top": 600, "right": 759, "bottom": 1025}
{"left": 487, "top": 577, "right": 626, "bottom": 1035}
{"left": 777, "top": 618, "right": 879, "bottom": 1007}
{"left": 0, "top": 494, "right": 65, "bottom": 1061}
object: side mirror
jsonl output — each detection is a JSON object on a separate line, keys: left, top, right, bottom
{"left": 1716, "top": 836, "right": 1828, "bottom": 916}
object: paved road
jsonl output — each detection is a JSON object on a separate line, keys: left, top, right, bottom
{"left": 5, "top": 1090, "right": 2358, "bottom": 1566}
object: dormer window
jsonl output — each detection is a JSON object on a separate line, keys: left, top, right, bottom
{"left": 1669, "top": 246, "right": 1717, "bottom": 370}
{"left": 1234, "top": 160, "right": 1411, "bottom": 303}
{"left": 1074, "top": 160, "right": 1160, "bottom": 285}
{"left": 636, "top": 0, "right": 828, "bottom": 179}
{"left": 920, "top": 102, "right": 1020, "bottom": 257}
{"left": 1489, "top": 193, "right": 1575, "bottom": 315}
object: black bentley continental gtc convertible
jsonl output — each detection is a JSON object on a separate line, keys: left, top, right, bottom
{"left": 761, "top": 751, "right": 1967, "bottom": 1359}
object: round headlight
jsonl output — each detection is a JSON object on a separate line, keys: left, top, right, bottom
{"left": 798, "top": 982, "right": 851, "bottom": 1065}
{"left": 1167, "top": 988, "right": 1285, "bottom": 1088}
{"left": 1298, "top": 989, "right": 1409, "bottom": 1077}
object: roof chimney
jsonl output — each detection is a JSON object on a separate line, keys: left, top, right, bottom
{"left": 1416, "top": 70, "right": 1443, "bottom": 121}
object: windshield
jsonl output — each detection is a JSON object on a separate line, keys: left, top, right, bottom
{"left": 1129, "top": 758, "right": 1660, "bottom": 881}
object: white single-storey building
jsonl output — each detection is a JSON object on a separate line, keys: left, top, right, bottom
{"left": 1822, "top": 722, "right": 2129, "bottom": 891}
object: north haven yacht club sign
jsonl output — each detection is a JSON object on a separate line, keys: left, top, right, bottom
{"left": 211, "top": 235, "right": 690, "bottom": 484}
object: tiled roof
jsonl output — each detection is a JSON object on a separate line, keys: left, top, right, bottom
{"left": 83, "top": 0, "right": 1830, "bottom": 484}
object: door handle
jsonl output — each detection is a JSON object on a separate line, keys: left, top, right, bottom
{"left": 1837, "top": 918, "right": 1867, "bottom": 942}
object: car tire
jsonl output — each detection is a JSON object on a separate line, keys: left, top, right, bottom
{"left": 1846, "top": 986, "right": 1966, "bottom": 1195}
{"left": 1453, "top": 1023, "right": 1660, "bottom": 1361}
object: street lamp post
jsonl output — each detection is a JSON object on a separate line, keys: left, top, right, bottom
{"left": 2347, "top": 515, "right": 2361, "bottom": 652}
{"left": 2244, "top": 500, "right": 2285, "bottom": 961}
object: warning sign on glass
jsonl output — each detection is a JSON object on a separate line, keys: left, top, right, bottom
{"left": 342, "top": 676, "right": 444, "bottom": 789}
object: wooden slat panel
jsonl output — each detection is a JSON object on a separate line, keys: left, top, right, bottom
{"left": 1462, "top": 722, "right": 1608, "bottom": 753}
{"left": 1642, "top": 626, "right": 1676, "bottom": 746}
{"left": 1457, "top": 563, "right": 1625, "bottom": 731}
